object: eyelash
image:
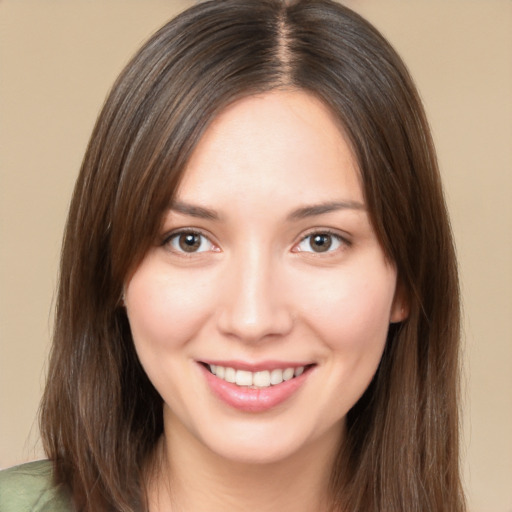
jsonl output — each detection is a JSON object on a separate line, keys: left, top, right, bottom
{"left": 161, "top": 228, "right": 351, "bottom": 255}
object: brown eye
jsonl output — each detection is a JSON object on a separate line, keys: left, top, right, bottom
{"left": 310, "top": 234, "right": 332, "bottom": 252}
{"left": 179, "top": 233, "right": 201, "bottom": 252}
{"left": 295, "top": 232, "right": 344, "bottom": 253}
{"left": 167, "top": 231, "right": 213, "bottom": 253}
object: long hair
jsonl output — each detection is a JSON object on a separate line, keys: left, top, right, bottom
{"left": 40, "top": 1, "right": 465, "bottom": 510}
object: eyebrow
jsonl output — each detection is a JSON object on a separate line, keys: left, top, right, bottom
{"left": 168, "top": 199, "right": 365, "bottom": 222}
{"left": 287, "top": 200, "right": 365, "bottom": 221}
{"left": 169, "top": 201, "right": 220, "bottom": 220}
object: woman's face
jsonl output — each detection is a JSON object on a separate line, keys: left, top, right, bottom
{"left": 125, "top": 90, "right": 405, "bottom": 464}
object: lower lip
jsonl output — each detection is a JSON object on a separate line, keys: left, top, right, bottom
{"left": 200, "top": 365, "right": 311, "bottom": 413}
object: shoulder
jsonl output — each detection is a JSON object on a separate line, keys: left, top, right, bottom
{"left": 0, "top": 460, "right": 73, "bottom": 512}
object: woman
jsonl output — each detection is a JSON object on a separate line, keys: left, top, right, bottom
{"left": 0, "top": 0, "right": 465, "bottom": 510}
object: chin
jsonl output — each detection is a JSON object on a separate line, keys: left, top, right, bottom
{"left": 189, "top": 414, "right": 344, "bottom": 467}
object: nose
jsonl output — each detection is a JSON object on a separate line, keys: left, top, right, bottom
{"left": 216, "top": 251, "right": 294, "bottom": 343}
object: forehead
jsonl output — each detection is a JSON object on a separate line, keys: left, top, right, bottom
{"left": 176, "top": 90, "right": 363, "bottom": 209}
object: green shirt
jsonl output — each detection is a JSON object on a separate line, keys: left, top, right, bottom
{"left": 0, "top": 460, "right": 72, "bottom": 512}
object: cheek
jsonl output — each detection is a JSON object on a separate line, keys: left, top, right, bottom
{"left": 294, "top": 261, "right": 396, "bottom": 420}
{"left": 124, "top": 261, "right": 213, "bottom": 352}
{"left": 292, "top": 259, "right": 397, "bottom": 351}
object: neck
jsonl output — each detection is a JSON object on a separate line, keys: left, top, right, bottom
{"left": 148, "top": 412, "right": 342, "bottom": 512}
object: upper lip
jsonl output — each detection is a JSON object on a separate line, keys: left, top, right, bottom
{"left": 199, "top": 360, "right": 314, "bottom": 372}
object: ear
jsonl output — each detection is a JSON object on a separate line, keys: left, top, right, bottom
{"left": 390, "top": 281, "right": 409, "bottom": 324}
{"left": 118, "top": 287, "right": 126, "bottom": 308}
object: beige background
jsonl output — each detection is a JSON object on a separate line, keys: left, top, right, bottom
{"left": 1, "top": 1, "right": 511, "bottom": 511}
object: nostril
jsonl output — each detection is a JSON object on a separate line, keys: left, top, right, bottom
{"left": 216, "top": 302, "right": 295, "bottom": 343}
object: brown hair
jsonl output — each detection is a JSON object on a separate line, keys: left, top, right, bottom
{"left": 40, "top": 1, "right": 465, "bottom": 510}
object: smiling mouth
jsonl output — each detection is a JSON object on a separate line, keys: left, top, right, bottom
{"left": 204, "top": 364, "right": 313, "bottom": 389}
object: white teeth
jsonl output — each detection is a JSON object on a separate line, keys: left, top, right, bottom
{"left": 270, "top": 369, "right": 283, "bottom": 385}
{"left": 253, "top": 371, "right": 271, "bottom": 387}
{"left": 224, "top": 367, "right": 236, "bottom": 383}
{"left": 209, "top": 364, "right": 307, "bottom": 388}
{"left": 282, "top": 368, "right": 294, "bottom": 381}
{"left": 235, "top": 370, "right": 253, "bottom": 386}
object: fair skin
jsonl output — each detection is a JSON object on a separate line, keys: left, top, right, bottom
{"left": 125, "top": 90, "right": 406, "bottom": 511}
